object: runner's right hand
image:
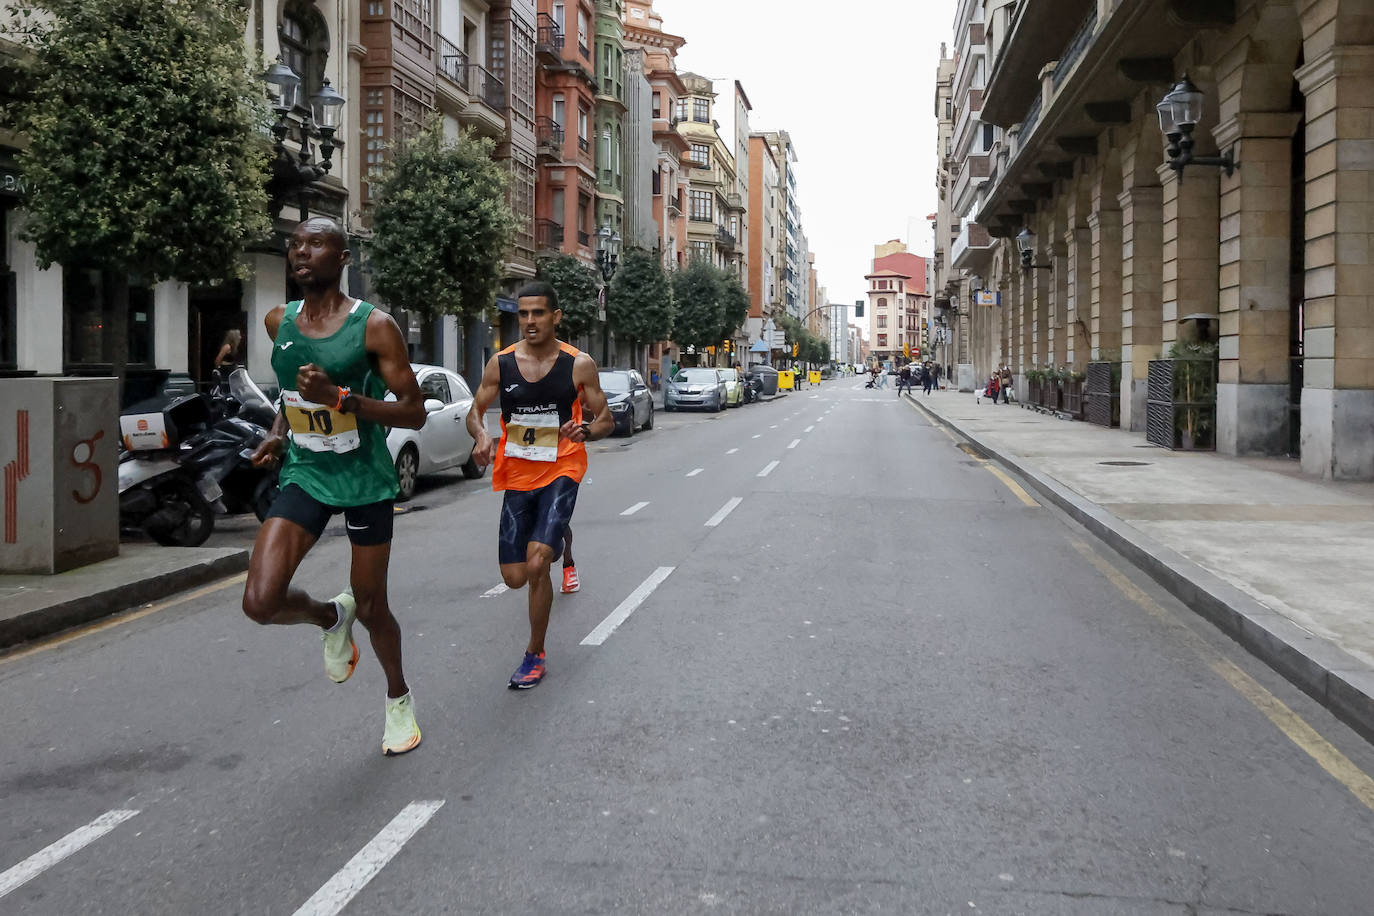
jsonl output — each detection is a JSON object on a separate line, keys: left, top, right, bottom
{"left": 250, "top": 435, "right": 284, "bottom": 468}
{"left": 470, "top": 432, "right": 495, "bottom": 469}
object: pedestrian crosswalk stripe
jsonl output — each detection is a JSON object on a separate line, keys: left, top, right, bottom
{"left": 291, "top": 800, "right": 445, "bottom": 916}
{"left": 0, "top": 809, "right": 139, "bottom": 899}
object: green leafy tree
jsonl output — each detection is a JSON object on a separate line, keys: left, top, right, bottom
{"left": 670, "top": 259, "right": 725, "bottom": 353}
{"left": 7, "top": 0, "right": 269, "bottom": 386}
{"left": 536, "top": 254, "right": 599, "bottom": 340}
{"left": 718, "top": 271, "right": 751, "bottom": 346}
{"left": 608, "top": 246, "right": 674, "bottom": 352}
{"left": 369, "top": 121, "right": 515, "bottom": 324}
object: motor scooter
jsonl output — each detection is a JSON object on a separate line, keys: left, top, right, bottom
{"left": 178, "top": 369, "right": 280, "bottom": 521}
{"left": 118, "top": 395, "right": 217, "bottom": 546}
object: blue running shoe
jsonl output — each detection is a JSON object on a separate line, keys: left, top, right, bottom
{"left": 508, "top": 651, "right": 546, "bottom": 689}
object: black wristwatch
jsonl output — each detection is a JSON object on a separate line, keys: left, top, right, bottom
{"left": 340, "top": 394, "right": 360, "bottom": 415}
{"left": 578, "top": 421, "right": 593, "bottom": 440}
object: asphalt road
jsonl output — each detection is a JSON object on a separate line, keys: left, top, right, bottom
{"left": 4, "top": 381, "right": 1374, "bottom": 915}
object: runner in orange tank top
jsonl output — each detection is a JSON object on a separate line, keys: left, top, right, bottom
{"left": 467, "top": 282, "right": 613, "bottom": 689}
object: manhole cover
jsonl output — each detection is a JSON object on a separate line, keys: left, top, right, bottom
{"left": 1098, "top": 460, "right": 1150, "bottom": 467}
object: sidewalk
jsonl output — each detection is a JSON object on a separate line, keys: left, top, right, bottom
{"left": 906, "top": 389, "right": 1374, "bottom": 744}
{"left": 0, "top": 544, "right": 249, "bottom": 650}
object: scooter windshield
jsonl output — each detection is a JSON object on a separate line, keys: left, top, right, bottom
{"left": 228, "top": 368, "right": 274, "bottom": 415}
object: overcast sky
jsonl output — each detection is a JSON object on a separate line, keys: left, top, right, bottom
{"left": 657, "top": 0, "right": 956, "bottom": 327}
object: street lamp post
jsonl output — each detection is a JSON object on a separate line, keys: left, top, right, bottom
{"left": 1015, "top": 227, "right": 1053, "bottom": 272}
{"left": 595, "top": 225, "right": 621, "bottom": 365}
{"left": 264, "top": 57, "right": 346, "bottom": 221}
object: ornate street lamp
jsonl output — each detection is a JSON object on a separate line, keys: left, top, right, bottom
{"left": 1157, "top": 74, "right": 1236, "bottom": 180}
{"left": 596, "top": 226, "right": 621, "bottom": 363}
{"left": 1016, "top": 227, "right": 1052, "bottom": 271}
{"left": 265, "top": 56, "right": 346, "bottom": 221}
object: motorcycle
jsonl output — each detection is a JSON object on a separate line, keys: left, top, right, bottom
{"left": 118, "top": 395, "right": 217, "bottom": 547}
{"left": 742, "top": 375, "right": 764, "bottom": 404}
{"left": 177, "top": 369, "right": 280, "bottom": 522}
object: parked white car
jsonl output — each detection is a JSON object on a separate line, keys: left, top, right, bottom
{"left": 386, "top": 364, "right": 485, "bottom": 500}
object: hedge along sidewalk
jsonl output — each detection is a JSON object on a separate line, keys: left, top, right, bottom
{"left": 0, "top": 544, "right": 249, "bottom": 650}
{"left": 906, "top": 389, "right": 1374, "bottom": 746}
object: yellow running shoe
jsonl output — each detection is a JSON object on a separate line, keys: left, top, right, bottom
{"left": 383, "top": 693, "right": 422, "bottom": 756}
{"left": 322, "top": 588, "right": 358, "bottom": 683}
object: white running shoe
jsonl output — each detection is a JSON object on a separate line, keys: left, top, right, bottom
{"left": 322, "top": 588, "right": 358, "bottom": 684}
{"left": 382, "top": 693, "right": 422, "bottom": 756}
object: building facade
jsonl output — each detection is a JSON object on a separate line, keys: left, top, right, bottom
{"left": 946, "top": 0, "right": 1374, "bottom": 479}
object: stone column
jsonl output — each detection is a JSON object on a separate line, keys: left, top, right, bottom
{"left": 1118, "top": 185, "right": 1164, "bottom": 431}
{"left": 1049, "top": 241, "right": 1068, "bottom": 369}
{"left": 1159, "top": 165, "right": 1221, "bottom": 350}
{"left": 1213, "top": 110, "right": 1302, "bottom": 456}
{"left": 1087, "top": 207, "right": 1123, "bottom": 360}
{"left": 1032, "top": 255, "right": 1051, "bottom": 369}
{"left": 152, "top": 282, "right": 189, "bottom": 374}
{"left": 1064, "top": 226, "right": 1092, "bottom": 368}
{"left": 1297, "top": 46, "right": 1374, "bottom": 479}
{"left": 243, "top": 252, "right": 286, "bottom": 386}
{"left": 12, "top": 232, "right": 63, "bottom": 374}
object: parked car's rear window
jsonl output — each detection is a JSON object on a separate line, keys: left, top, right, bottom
{"left": 674, "top": 369, "right": 720, "bottom": 383}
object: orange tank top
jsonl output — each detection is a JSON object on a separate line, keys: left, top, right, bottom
{"left": 492, "top": 341, "right": 587, "bottom": 491}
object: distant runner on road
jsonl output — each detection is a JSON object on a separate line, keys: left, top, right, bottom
{"left": 242, "top": 216, "right": 427, "bottom": 757}
{"left": 467, "top": 281, "right": 613, "bottom": 689}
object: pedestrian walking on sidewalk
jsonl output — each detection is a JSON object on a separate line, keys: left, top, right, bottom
{"left": 922, "top": 362, "right": 935, "bottom": 396}
{"left": 466, "top": 281, "right": 613, "bottom": 690}
{"left": 241, "top": 217, "right": 426, "bottom": 757}
{"left": 1000, "top": 366, "right": 1013, "bottom": 404}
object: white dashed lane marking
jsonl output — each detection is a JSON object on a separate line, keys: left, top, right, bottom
{"left": 620, "top": 501, "right": 650, "bottom": 516}
{"left": 727, "top": 448, "right": 739, "bottom": 455}
{"left": 292, "top": 801, "right": 445, "bottom": 916}
{"left": 480, "top": 584, "right": 509, "bottom": 598}
{"left": 758, "top": 461, "right": 780, "bottom": 478}
{"left": 805, "top": 425, "right": 814, "bottom": 433}
{"left": 581, "top": 567, "right": 676, "bottom": 646}
{"left": 0, "top": 809, "right": 140, "bottom": 899}
{"left": 686, "top": 468, "right": 703, "bottom": 477}
{"left": 787, "top": 439, "right": 800, "bottom": 449}
{"left": 705, "top": 497, "right": 743, "bottom": 528}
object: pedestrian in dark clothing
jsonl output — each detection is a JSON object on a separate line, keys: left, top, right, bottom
{"left": 922, "top": 363, "right": 934, "bottom": 395}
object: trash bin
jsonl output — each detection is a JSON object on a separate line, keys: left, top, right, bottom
{"left": 747, "top": 365, "right": 779, "bottom": 396}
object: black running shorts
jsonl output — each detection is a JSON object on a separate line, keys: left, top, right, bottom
{"left": 498, "top": 475, "right": 579, "bottom": 565}
{"left": 267, "top": 483, "right": 394, "bottom": 546}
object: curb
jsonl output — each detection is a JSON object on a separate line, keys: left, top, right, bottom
{"left": 905, "top": 393, "right": 1374, "bottom": 746}
{"left": 0, "top": 549, "right": 250, "bottom": 650}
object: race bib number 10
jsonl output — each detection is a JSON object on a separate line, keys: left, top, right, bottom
{"left": 504, "top": 411, "right": 560, "bottom": 462}
{"left": 282, "top": 389, "right": 361, "bottom": 454}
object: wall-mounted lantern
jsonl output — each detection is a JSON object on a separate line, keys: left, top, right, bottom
{"left": 1156, "top": 75, "right": 1236, "bottom": 180}
{"left": 1015, "top": 228, "right": 1052, "bottom": 272}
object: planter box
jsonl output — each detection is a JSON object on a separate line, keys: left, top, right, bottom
{"left": 1145, "top": 357, "right": 1217, "bottom": 450}
{"left": 1084, "top": 361, "right": 1120, "bottom": 427}
{"left": 1061, "top": 378, "right": 1085, "bottom": 420}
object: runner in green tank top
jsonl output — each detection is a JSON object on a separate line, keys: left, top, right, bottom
{"left": 242, "top": 217, "right": 428, "bottom": 757}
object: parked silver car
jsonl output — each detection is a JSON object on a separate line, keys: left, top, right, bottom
{"left": 385, "top": 364, "right": 485, "bottom": 500}
{"left": 664, "top": 367, "right": 728, "bottom": 412}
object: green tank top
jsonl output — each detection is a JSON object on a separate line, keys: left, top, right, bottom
{"left": 271, "top": 299, "right": 398, "bottom": 507}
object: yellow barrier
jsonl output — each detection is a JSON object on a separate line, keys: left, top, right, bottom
{"left": 778, "top": 370, "right": 794, "bottom": 389}
{"left": 808, "top": 371, "right": 822, "bottom": 385}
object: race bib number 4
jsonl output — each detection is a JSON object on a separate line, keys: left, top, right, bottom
{"left": 504, "top": 411, "right": 560, "bottom": 462}
{"left": 282, "top": 389, "right": 361, "bottom": 454}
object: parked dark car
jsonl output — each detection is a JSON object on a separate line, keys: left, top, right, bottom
{"left": 599, "top": 368, "right": 655, "bottom": 435}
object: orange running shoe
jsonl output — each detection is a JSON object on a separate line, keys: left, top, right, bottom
{"left": 561, "top": 565, "right": 580, "bottom": 594}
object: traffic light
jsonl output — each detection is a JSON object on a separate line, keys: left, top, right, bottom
{"left": 792, "top": 342, "right": 799, "bottom": 357}
{"left": 854, "top": 299, "right": 864, "bottom": 318}
{"left": 722, "top": 339, "right": 731, "bottom": 353}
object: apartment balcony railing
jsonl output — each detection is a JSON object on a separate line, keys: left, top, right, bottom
{"left": 715, "top": 225, "right": 736, "bottom": 249}
{"left": 535, "top": 219, "right": 564, "bottom": 251}
{"left": 535, "top": 116, "right": 564, "bottom": 157}
{"left": 725, "top": 191, "right": 744, "bottom": 211}
{"left": 1052, "top": 5, "right": 1099, "bottom": 91}
{"left": 578, "top": 42, "right": 590, "bottom": 59}
{"left": 439, "top": 37, "right": 469, "bottom": 88}
{"left": 467, "top": 64, "right": 507, "bottom": 113}
{"left": 953, "top": 86, "right": 984, "bottom": 153}
{"left": 535, "top": 13, "right": 564, "bottom": 57}
{"left": 666, "top": 191, "right": 682, "bottom": 216}
{"left": 578, "top": 136, "right": 590, "bottom": 154}
{"left": 952, "top": 153, "right": 990, "bottom": 215}
{"left": 951, "top": 220, "right": 993, "bottom": 270}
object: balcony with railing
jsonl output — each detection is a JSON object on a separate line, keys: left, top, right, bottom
{"left": 951, "top": 219, "right": 993, "bottom": 270}
{"left": 725, "top": 192, "right": 744, "bottom": 212}
{"left": 952, "top": 153, "right": 990, "bottom": 216}
{"left": 714, "top": 225, "right": 736, "bottom": 249}
{"left": 467, "top": 64, "right": 506, "bottom": 113}
{"left": 536, "top": 219, "right": 565, "bottom": 251}
{"left": 535, "top": 116, "right": 564, "bottom": 159}
{"left": 953, "top": 86, "right": 984, "bottom": 154}
{"left": 536, "top": 13, "right": 564, "bottom": 58}
{"left": 438, "top": 37, "right": 469, "bottom": 90}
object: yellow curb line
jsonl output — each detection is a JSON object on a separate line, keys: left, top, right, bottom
{"left": 1070, "top": 539, "right": 1374, "bottom": 814}
{"left": 904, "top": 396, "right": 1038, "bottom": 506}
{"left": 0, "top": 572, "right": 248, "bottom": 664}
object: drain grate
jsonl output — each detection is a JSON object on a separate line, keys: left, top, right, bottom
{"left": 1098, "top": 460, "right": 1150, "bottom": 467}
